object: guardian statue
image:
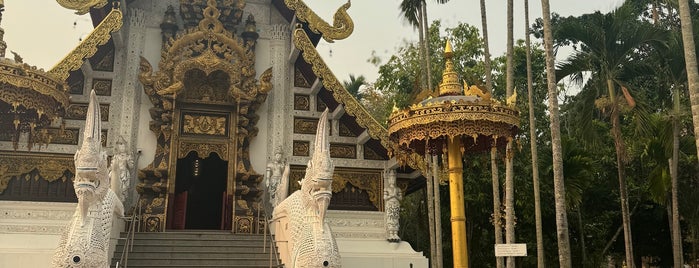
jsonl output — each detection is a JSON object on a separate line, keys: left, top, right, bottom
{"left": 273, "top": 109, "right": 341, "bottom": 267}
{"left": 52, "top": 90, "right": 124, "bottom": 268}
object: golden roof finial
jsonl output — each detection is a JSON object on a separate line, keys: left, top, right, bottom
{"left": 445, "top": 39, "right": 453, "bottom": 58}
{"left": 438, "top": 39, "right": 462, "bottom": 96}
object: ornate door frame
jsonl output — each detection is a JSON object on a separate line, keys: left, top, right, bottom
{"left": 136, "top": 0, "right": 272, "bottom": 233}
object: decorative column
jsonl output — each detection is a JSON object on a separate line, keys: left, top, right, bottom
{"left": 266, "top": 24, "right": 291, "bottom": 158}
{"left": 114, "top": 8, "right": 146, "bottom": 206}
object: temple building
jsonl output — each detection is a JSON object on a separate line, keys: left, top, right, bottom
{"left": 0, "top": 0, "right": 428, "bottom": 267}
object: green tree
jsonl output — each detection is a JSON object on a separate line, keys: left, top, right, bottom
{"left": 342, "top": 74, "right": 366, "bottom": 100}
{"left": 524, "top": 1, "right": 544, "bottom": 267}
{"left": 539, "top": 0, "right": 573, "bottom": 266}
{"left": 555, "top": 5, "right": 667, "bottom": 266}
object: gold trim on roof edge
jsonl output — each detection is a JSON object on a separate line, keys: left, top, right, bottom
{"left": 56, "top": 0, "right": 108, "bottom": 15}
{"left": 0, "top": 59, "right": 69, "bottom": 108}
{"left": 293, "top": 27, "right": 386, "bottom": 146}
{"left": 49, "top": 7, "right": 123, "bottom": 81}
{"left": 292, "top": 27, "right": 421, "bottom": 171}
{"left": 284, "top": 0, "right": 353, "bottom": 43}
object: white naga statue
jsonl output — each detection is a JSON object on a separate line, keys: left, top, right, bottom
{"left": 273, "top": 109, "right": 341, "bottom": 267}
{"left": 53, "top": 90, "right": 124, "bottom": 268}
{"left": 110, "top": 135, "right": 134, "bottom": 203}
{"left": 383, "top": 169, "right": 402, "bottom": 242}
{"left": 265, "top": 146, "right": 289, "bottom": 208}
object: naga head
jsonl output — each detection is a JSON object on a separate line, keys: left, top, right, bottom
{"left": 73, "top": 90, "right": 109, "bottom": 225}
{"left": 301, "top": 109, "right": 334, "bottom": 226}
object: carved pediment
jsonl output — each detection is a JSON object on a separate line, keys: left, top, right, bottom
{"left": 140, "top": 0, "right": 270, "bottom": 105}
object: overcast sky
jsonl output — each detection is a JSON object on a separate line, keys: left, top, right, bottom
{"left": 1, "top": 0, "right": 625, "bottom": 84}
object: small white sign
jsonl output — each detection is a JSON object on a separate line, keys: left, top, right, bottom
{"left": 495, "top": 244, "right": 527, "bottom": 257}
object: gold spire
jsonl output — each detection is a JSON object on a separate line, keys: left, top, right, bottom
{"left": 438, "top": 39, "right": 462, "bottom": 96}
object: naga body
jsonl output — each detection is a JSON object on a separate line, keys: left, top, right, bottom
{"left": 52, "top": 90, "right": 124, "bottom": 268}
{"left": 273, "top": 109, "right": 341, "bottom": 268}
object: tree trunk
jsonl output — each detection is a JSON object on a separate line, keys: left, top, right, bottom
{"left": 608, "top": 78, "right": 635, "bottom": 268}
{"left": 540, "top": 0, "right": 573, "bottom": 266}
{"left": 505, "top": 1, "right": 516, "bottom": 267}
{"left": 524, "top": 1, "right": 545, "bottom": 267}
{"left": 482, "top": 0, "right": 501, "bottom": 265}
{"left": 578, "top": 209, "right": 587, "bottom": 267}
{"left": 432, "top": 155, "right": 443, "bottom": 268}
{"left": 480, "top": 0, "right": 494, "bottom": 94}
{"left": 671, "top": 85, "right": 684, "bottom": 267}
{"left": 677, "top": 0, "right": 699, "bottom": 169}
{"left": 505, "top": 141, "right": 515, "bottom": 268}
{"left": 425, "top": 153, "right": 437, "bottom": 268}
{"left": 416, "top": 6, "right": 427, "bottom": 91}
{"left": 491, "top": 147, "right": 504, "bottom": 268}
{"left": 421, "top": 1, "right": 433, "bottom": 91}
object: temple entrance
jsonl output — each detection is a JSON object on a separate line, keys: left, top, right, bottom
{"left": 170, "top": 152, "right": 228, "bottom": 230}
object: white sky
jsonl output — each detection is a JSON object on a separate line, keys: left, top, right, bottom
{"left": 1, "top": 0, "right": 624, "bottom": 83}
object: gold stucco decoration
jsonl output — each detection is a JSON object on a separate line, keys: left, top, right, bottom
{"left": 141, "top": 0, "right": 264, "bottom": 101}
{"left": 49, "top": 7, "right": 123, "bottom": 81}
{"left": 56, "top": 0, "right": 107, "bottom": 15}
{"left": 285, "top": 0, "right": 354, "bottom": 43}
{"left": 0, "top": 152, "right": 74, "bottom": 194}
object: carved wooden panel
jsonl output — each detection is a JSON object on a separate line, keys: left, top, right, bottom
{"left": 338, "top": 121, "right": 356, "bottom": 137}
{"left": 294, "top": 67, "right": 311, "bottom": 88}
{"left": 89, "top": 40, "right": 115, "bottom": 72}
{"left": 68, "top": 71, "right": 85, "bottom": 95}
{"left": 293, "top": 117, "right": 318, "bottom": 134}
{"left": 293, "top": 140, "right": 310, "bottom": 156}
{"left": 234, "top": 215, "right": 255, "bottom": 234}
{"left": 330, "top": 143, "right": 356, "bottom": 159}
{"left": 32, "top": 128, "right": 80, "bottom": 145}
{"left": 294, "top": 94, "right": 310, "bottom": 111}
{"left": 65, "top": 103, "right": 110, "bottom": 121}
{"left": 92, "top": 78, "right": 112, "bottom": 96}
{"left": 317, "top": 98, "right": 327, "bottom": 112}
{"left": 0, "top": 152, "right": 76, "bottom": 202}
{"left": 101, "top": 130, "right": 108, "bottom": 147}
{"left": 178, "top": 141, "right": 229, "bottom": 160}
{"left": 180, "top": 111, "right": 229, "bottom": 137}
{"left": 363, "top": 144, "right": 387, "bottom": 160}
{"left": 288, "top": 166, "right": 382, "bottom": 211}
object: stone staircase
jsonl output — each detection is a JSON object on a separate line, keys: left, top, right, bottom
{"left": 111, "top": 231, "right": 282, "bottom": 268}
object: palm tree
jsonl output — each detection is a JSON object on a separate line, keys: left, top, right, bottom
{"left": 655, "top": 30, "right": 689, "bottom": 268}
{"left": 556, "top": 5, "right": 666, "bottom": 267}
{"left": 676, "top": 3, "right": 699, "bottom": 266}
{"left": 539, "top": 0, "right": 573, "bottom": 266}
{"left": 504, "top": 1, "right": 516, "bottom": 267}
{"left": 343, "top": 74, "right": 366, "bottom": 100}
{"left": 524, "top": 0, "right": 544, "bottom": 267}
{"left": 399, "top": 0, "right": 450, "bottom": 92}
{"left": 478, "top": 1, "right": 502, "bottom": 267}
{"left": 400, "top": 0, "right": 428, "bottom": 91}
{"left": 677, "top": 0, "right": 699, "bottom": 174}
{"left": 399, "top": 3, "right": 449, "bottom": 267}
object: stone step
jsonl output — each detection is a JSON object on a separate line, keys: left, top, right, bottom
{"left": 115, "top": 244, "right": 273, "bottom": 253}
{"left": 115, "top": 256, "right": 273, "bottom": 266}
{"left": 111, "top": 231, "right": 282, "bottom": 268}
{"left": 121, "top": 232, "right": 269, "bottom": 240}
{"left": 114, "top": 250, "right": 274, "bottom": 258}
{"left": 112, "top": 262, "right": 284, "bottom": 268}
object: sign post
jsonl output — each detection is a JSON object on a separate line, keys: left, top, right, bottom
{"left": 494, "top": 244, "right": 527, "bottom": 257}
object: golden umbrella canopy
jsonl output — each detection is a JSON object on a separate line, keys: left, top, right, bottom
{"left": 388, "top": 40, "right": 519, "bottom": 155}
{"left": 0, "top": 2, "right": 70, "bottom": 149}
{"left": 387, "top": 40, "right": 519, "bottom": 268}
